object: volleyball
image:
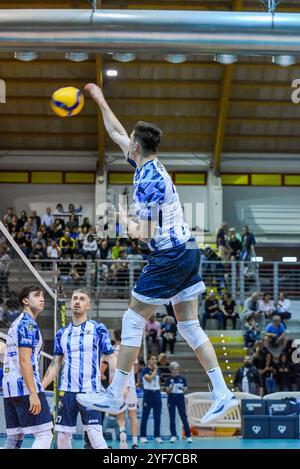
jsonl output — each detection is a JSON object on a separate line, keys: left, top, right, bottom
{"left": 50, "top": 86, "right": 84, "bottom": 117}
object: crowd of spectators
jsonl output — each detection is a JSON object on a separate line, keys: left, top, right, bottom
{"left": 0, "top": 205, "right": 151, "bottom": 303}
{"left": 3, "top": 205, "right": 150, "bottom": 262}
{"left": 234, "top": 338, "right": 300, "bottom": 395}
{"left": 216, "top": 223, "right": 256, "bottom": 262}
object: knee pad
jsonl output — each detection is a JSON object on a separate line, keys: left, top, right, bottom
{"left": 4, "top": 433, "right": 23, "bottom": 449}
{"left": 85, "top": 424, "right": 107, "bottom": 449}
{"left": 31, "top": 429, "right": 53, "bottom": 449}
{"left": 121, "top": 309, "right": 147, "bottom": 348}
{"left": 57, "top": 431, "right": 72, "bottom": 450}
{"left": 177, "top": 319, "right": 209, "bottom": 351}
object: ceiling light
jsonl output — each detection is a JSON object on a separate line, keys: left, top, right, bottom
{"left": 165, "top": 54, "right": 187, "bottom": 64}
{"left": 65, "top": 52, "right": 89, "bottom": 62}
{"left": 113, "top": 53, "right": 136, "bottom": 62}
{"left": 215, "top": 54, "right": 238, "bottom": 64}
{"left": 106, "top": 69, "right": 118, "bottom": 77}
{"left": 251, "top": 257, "right": 263, "bottom": 262}
{"left": 14, "top": 52, "right": 38, "bottom": 62}
{"left": 282, "top": 257, "right": 297, "bottom": 262}
{"left": 272, "top": 55, "right": 296, "bottom": 67}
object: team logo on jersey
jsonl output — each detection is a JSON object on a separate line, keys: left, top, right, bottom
{"left": 4, "top": 367, "right": 9, "bottom": 373}
{"left": 28, "top": 324, "right": 34, "bottom": 331}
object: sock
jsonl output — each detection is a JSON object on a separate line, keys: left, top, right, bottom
{"left": 132, "top": 436, "right": 138, "bottom": 445}
{"left": 207, "top": 366, "right": 229, "bottom": 398}
{"left": 109, "top": 368, "right": 129, "bottom": 398}
{"left": 119, "top": 426, "right": 126, "bottom": 433}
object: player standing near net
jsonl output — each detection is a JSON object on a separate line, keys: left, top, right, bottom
{"left": 113, "top": 329, "right": 139, "bottom": 449}
{"left": 42, "top": 288, "right": 115, "bottom": 449}
{"left": 77, "top": 84, "right": 238, "bottom": 424}
{"left": 2, "top": 285, "right": 53, "bottom": 449}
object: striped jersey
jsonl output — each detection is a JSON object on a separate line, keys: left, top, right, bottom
{"left": 132, "top": 158, "right": 190, "bottom": 251}
{"left": 2, "top": 312, "right": 43, "bottom": 398}
{"left": 54, "top": 319, "right": 114, "bottom": 393}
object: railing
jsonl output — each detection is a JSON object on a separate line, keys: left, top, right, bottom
{"left": 4, "top": 259, "right": 300, "bottom": 307}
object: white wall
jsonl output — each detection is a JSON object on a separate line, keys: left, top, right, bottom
{"left": 223, "top": 186, "right": 300, "bottom": 233}
{"left": 0, "top": 184, "right": 95, "bottom": 224}
{"left": 108, "top": 184, "right": 209, "bottom": 229}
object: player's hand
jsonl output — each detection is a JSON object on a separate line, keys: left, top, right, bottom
{"left": 84, "top": 83, "right": 105, "bottom": 103}
{"left": 29, "top": 392, "right": 41, "bottom": 415}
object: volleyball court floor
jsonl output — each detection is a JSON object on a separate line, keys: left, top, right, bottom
{"left": 1, "top": 436, "right": 300, "bottom": 449}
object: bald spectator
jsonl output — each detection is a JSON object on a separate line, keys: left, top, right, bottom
{"left": 234, "top": 356, "right": 263, "bottom": 396}
{"left": 243, "top": 292, "right": 264, "bottom": 326}
{"left": 32, "top": 231, "right": 46, "bottom": 250}
{"left": 265, "top": 315, "right": 287, "bottom": 349}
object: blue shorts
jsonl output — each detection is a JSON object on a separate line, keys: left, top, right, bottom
{"left": 55, "top": 391, "right": 104, "bottom": 434}
{"left": 132, "top": 242, "right": 206, "bottom": 305}
{"left": 4, "top": 392, "right": 53, "bottom": 436}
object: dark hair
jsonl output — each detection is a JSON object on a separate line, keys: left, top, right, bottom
{"left": 147, "top": 354, "right": 157, "bottom": 361}
{"left": 223, "top": 292, "right": 232, "bottom": 299}
{"left": 114, "top": 329, "right": 122, "bottom": 342}
{"left": 18, "top": 285, "right": 43, "bottom": 306}
{"left": 279, "top": 352, "right": 288, "bottom": 364}
{"left": 133, "top": 121, "right": 162, "bottom": 154}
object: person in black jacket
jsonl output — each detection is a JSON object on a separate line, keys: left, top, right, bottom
{"left": 234, "top": 356, "right": 263, "bottom": 396}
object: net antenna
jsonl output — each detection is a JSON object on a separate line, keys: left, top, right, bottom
{"left": 260, "top": 0, "right": 282, "bottom": 14}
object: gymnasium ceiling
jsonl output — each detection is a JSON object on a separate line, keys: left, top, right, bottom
{"left": 1, "top": 0, "right": 300, "bottom": 174}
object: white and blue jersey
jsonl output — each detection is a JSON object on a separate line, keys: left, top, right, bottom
{"left": 133, "top": 158, "right": 190, "bottom": 252}
{"left": 2, "top": 312, "right": 43, "bottom": 398}
{"left": 166, "top": 375, "right": 188, "bottom": 395}
{"left": 54, "top": 319, "right": 114, "bottom": 393}
{"left": 129, "top": 155, "right": 205, "bottom": 306}
{"left": 141, "top": 366, "right": 161, "bottom": 391}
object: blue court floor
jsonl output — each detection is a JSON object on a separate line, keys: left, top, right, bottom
{"left": 1, "top": 436, "right": 300, "bottom": 449}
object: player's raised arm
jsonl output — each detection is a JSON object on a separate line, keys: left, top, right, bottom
{"left": 85, "top": 83, "right": 130, "bottom": 157}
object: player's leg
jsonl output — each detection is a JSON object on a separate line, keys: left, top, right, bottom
{"left": 56, "top": 392, "right": 78, "bottom": 449}
{"left": 85, "top": 425, "right": 107, "bottom": 449}
{"left": 10, "top": 393, "right": 53, "bottom": 449}
{"left": 79, "top": 398, "right": 108, "bottom": 449}
{"left": 128, "top": 409, "right": 139, "bottom": 448}
{"left": 77, "top": 298, "right": 156, "bottom": 413}
{"left": 31, "top": 430, "right": 53, "bottom": 449}
{"left": 3, "top": 397, "right": 24, "bottom": 449}
{"left": 4, "top": 433, "right": 24, "bottom": 449}
{"left": 173, "top": 298, "right": 238, "bottom": 424}
{"left": 153, "top": 390, "right": 162, "bottom": 442}
{"left": 140, "top": 390, "right": 153, "bottom": 442}
{"left": 117, "top": 411, "right": 128, "bottom": 449}
{"left": 168, "top": 396, "right": 177, "bottom": 441}
{"left": 176, "top": 396, "right": 192, "bottom": 440}
{"left": 57, "top": 431, "right": 73, "bottom": 449}
{"left": 125, "top": 384, "right": 139, "bottom": 448}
